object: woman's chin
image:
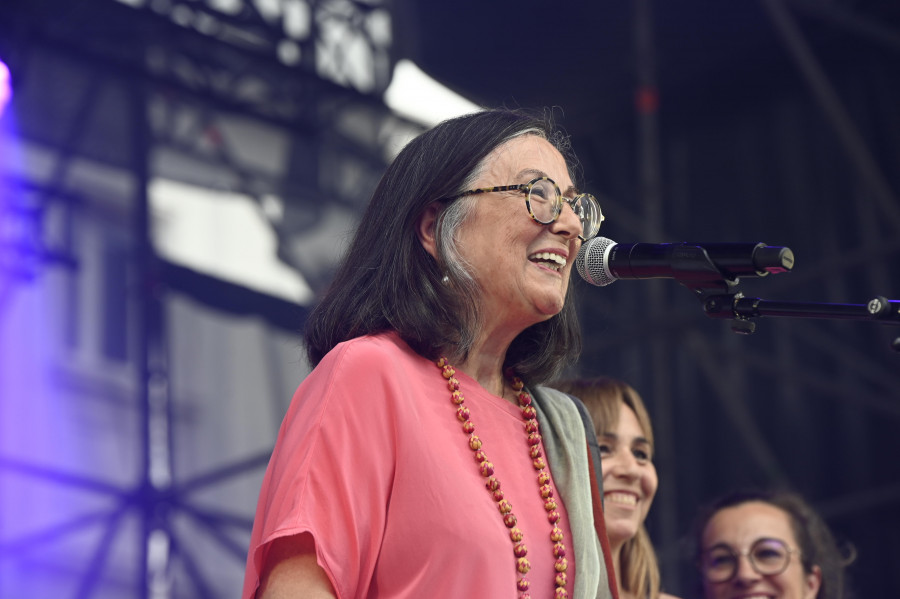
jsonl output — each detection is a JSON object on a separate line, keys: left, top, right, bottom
{"left": 533, "top": 294, "right": 566, "bottom": 317}
{"left": 605, "top": 522, "right": 640, "bottom": 547}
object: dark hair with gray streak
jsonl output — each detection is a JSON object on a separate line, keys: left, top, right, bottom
{"left": 304, "top": 108, "right": 583, "bottom": 383}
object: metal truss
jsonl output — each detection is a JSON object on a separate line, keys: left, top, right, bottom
{"left": 0, "top": 1, "right": 420, "bottom": 597}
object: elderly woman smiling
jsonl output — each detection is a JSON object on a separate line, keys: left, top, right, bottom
{"left": 241, "top": 109, "right": 619, "bottom": 599}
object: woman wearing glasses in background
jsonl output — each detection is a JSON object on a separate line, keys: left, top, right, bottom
{"left": 554, "top": 377, "right": 681, "bottom": 599}
{"left": 242, "top": 109, "right": 619, "bottom": 598}
{"left": 692, "top": 489, "right": 855, "bottom": 599}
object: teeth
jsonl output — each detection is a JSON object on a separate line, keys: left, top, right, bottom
{"left": 530, "top": 252, "right": 566, "bottom": 270}
{"left": 605, "top": 492, "right": 637, "bottom": 506}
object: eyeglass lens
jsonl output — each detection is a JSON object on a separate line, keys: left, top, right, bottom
{"left": 526, "top": 179, "right": 601, "bottom": 239}
{"left": 703, "top": 538, "right": 792, "bottom": 582}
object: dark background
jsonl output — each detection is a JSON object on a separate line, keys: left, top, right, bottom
{"left": 1, "top": 0, "right": 898, "bottom": 597}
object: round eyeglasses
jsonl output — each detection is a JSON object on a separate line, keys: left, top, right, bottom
{"left": 443, "top": 176, "right": 603, "bottom": 241}
{"left": 700, "top": 537, "right": 800, "bottom": 583}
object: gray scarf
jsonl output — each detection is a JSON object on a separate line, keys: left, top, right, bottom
{"left": 532, "top": 385, "right": 614, "bottom": 599}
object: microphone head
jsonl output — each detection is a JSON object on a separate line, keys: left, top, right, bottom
{"left": 576, "top": 236, "right": 617, "bottom": 286}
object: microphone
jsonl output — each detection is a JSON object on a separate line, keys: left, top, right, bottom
{"left": 576, "top": 237, "right": 794, "bottom": 287}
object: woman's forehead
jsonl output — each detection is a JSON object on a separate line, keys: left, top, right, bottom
{"left": 481, "top": 135, "right": 571, "bottom": 185}
{"left": 704, "top": 501, "right": 796, "bottom": 547}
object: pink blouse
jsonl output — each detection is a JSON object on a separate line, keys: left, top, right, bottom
{"left": 242, "top": 331, "right": 576, "bottom": 598}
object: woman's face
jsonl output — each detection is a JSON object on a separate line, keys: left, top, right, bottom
{"left": 599, "top": 402, "right": 658, "bottom": 548}
{"left": 700, "top": 501, "right": 821, "bottom": 599}
{"left": 453, "top": 134, "right": 583, "bottom": 335}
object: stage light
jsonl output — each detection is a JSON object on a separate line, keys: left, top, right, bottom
{"left": 0, "top": 59, "right": 11, "bottom": 118}
{"left": 383, "top": 59, "right": 482, "bottom": 128}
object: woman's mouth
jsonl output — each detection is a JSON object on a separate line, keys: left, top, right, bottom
{"left": 529, "top": 251, "right": 566, "bottom": 272}
{"left": 605, "top": 491, "right": 639, "bottom": 506}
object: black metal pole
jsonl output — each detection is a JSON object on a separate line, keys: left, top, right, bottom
{"left": 703, "top": 294, "right": 900, "bottom": 323}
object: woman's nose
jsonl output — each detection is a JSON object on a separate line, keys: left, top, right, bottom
{"left": 548, "top": 201, "right": 583, "bottom": 240}
{"left": 733, "top": 554, "right": 761, "bottom": 585}
{"left": 607, "top": 452, "right": 640, "bottom": 479}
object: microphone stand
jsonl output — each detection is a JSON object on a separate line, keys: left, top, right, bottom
{"left": 665, "top": 249, "right": 900, "bottom": 351}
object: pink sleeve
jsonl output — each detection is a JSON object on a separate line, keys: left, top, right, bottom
{"left": 243, "top": 341, "right": 399, "bottom": 599}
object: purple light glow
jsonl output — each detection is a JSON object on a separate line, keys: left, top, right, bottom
{"left": 0, "top": 60, "right": 11, "bottom": 118}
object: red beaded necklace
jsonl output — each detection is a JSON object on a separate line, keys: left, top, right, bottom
{"left": 436, "top": 357, "right": 569, "bottom": 599}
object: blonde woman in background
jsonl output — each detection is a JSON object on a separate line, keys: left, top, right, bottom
{"left": 555, "top": 377, "right": 681, "bottom": 599}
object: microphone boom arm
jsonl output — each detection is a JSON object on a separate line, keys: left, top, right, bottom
{"left": 577, "top": 237, "right": 900, "bottom": 350}
{"left": 703, "top": 293, "right": 900, "bottom": 324}
{"left": 664, "top": 248, "right": 900, "bottom": 348}
{"left": 699, "top": 291, "right": 900, "bottom": 349}
{"left": 658, "top": 245, "right": 899, "bottom": 331}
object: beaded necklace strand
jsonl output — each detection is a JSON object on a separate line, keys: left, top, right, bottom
{"left": 436, "top": 357, "right": 569, "bottom": 599}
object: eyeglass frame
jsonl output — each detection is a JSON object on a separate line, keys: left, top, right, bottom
{"left": 440, "top": 176, "right": 604, "bottom": 241}
{"left": 699, "top": 537, "right": 801, "bottom": 583}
